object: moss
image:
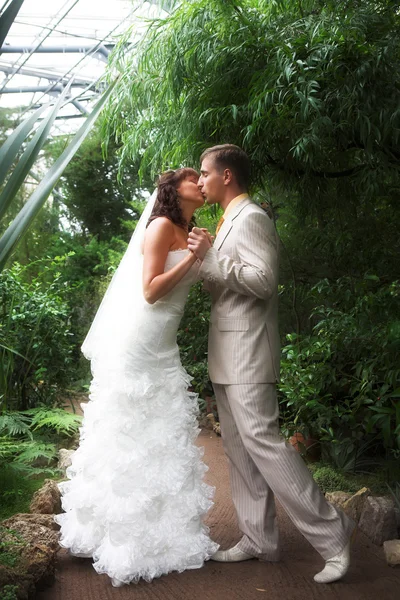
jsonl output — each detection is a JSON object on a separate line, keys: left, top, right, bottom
{"left": 307, "top": 463, "right": 389, "bottom": 495}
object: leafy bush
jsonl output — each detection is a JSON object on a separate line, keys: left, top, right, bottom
{"left": 0, "top": 406, "right": 81, "bottom": 519}
{"left": 0, "top": 262, "right": 75, "bottom": 411}
{"left": 177, "top": 282, "right": 213, "bottom": 399}
{"left": 279, "top": 277, "right": 400, "bottom": 468}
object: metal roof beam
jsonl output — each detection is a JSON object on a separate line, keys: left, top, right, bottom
{"left": 0, "top": 85, "right": 95, "bottom": 93}
{"left": 1, "top": 44, "right": 113, "bottom": 61}
{"left": 0, "top": 62, "right": 95, "bottom": 85}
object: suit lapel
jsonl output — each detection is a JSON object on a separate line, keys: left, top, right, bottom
{"left": 214, "top": 197, "right": 252, "bottom": 250}
{"left": 215, "top": 219, "right": 233, "bottom": 250}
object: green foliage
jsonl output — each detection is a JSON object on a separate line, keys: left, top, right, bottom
{"left": 0, "top": 0, "right": 24, "bottom": 48}
{"left": 0, "top": 412, "right": 31, "bottom": 438}
{"left": 0, "top": 527, "right": 24, "bottom": 568}
{"left": 0, "top": 464, "right": 57, "bottom": 520}
{"left": 0, "top": 461, "right": 56, "bottom": 520}
{"left": 310, "top": 464, "right": 360, "bottom": 494}
{"left": 105, "top": 0, "right": 400, "bottom": 198}
{"left": 0, "top": 262, "right": 74, "bottom": 411}
{"left": 279, "top": 277, "right": 400, "bottom": 470}
{"left": 102, "top": 3, "right": 400, "bottom": 480}
{"left": 308, "top": 460, "right": 394, "bottom": 494}
{"left": 0, "top": 584, "right": 19, "bottom": 600}
{"left": 0, "top": 406, "right": 81, "bottom": 473}
{"left": 0, "top": 406, "right": 81, "bottom": 518}
{"left": 0, "top": 79, "right": 118, "bottom": 272}
{"left": 47, "top": 126, "right": 152, "bottom": 242}
{"left": 26, "top": 406, "right": 82, "bottom": 436}
{"left": 177, "top": 281, "right": 212, "bottom": 398}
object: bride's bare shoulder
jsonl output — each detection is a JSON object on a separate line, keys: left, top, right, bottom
{"left": 143, "top": 217, "right": 175, "bottom": 253}
{"left": 146, "top": 216, "right": 174, "bottom": 235}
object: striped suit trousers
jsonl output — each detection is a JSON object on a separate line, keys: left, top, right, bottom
{"left": 213, "top": 382, "right": 355, "bottom": 561}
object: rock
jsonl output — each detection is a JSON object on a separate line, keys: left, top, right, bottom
{"left": 207, "top": 413, "right": 216, "bottom": 427}
{"left": 359, "top": 496, "right": 398, "bottom": 545}
{"left": 206, "top": 413, "right": 221, "bottom": 436}
{"left": 213, "top": 422, "right": 221, "bottom": 436}
{"left": 57, "top": 448, "right": 75, "bottom": 475}
{"left": 2, "top": 513, "right": 59, "bottom": 532}
{"left": 384, "top": 540, "right": 400, "bottom": 566}
{"left": 29, "top": 479, "right": 61, "bottom": 514}
{"left": 325, "top": 491, "right": 352, "bottom": 509}
{"left": 0, "top": 563, "right": 34, "bottom": 600}
{"left": 342, "top": 487, "right": 371, "bottom": 523}
{"left": 0, "top": 514, "right": 60, "bottom": 597}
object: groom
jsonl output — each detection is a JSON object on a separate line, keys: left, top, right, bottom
{"left": 187, "top": 144, "right": 355, "bottom": 584}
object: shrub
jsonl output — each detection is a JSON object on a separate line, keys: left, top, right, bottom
{"left": 279, "top": 277, "right": 400, "bottom": 466}
{"left": 0, "top": 263, "right": 74, "bottom": 411}
{"left": 177, "top": 282, "right": 213, "bottom": 399}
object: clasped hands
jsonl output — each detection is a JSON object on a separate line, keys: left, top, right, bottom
{"left": 187, "top": 227, "right": 214, "bottom": 261}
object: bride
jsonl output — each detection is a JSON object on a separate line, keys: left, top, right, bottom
{"left": 54, "top": 168, "right": 219, "bottom": 586}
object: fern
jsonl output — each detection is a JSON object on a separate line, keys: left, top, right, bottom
{"left": 0, "top": 437, "right": 58, "bottom": 477}
{"left": 13, "top": 440, "right": 56, "bottom": 465}
{"left": 24, "top": 407, "right": 82, "bottom": 435}
{"left": 0, "top": 437, "right": 27, "bottom": 460}
{"left": 0, "top": 413, "right": 32, "bottom": 438}
{"left": 8, "top": 462, "right": 59, "bottom": 477}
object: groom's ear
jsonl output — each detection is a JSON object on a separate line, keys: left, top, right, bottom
{"left": 223, "top": 168, "right": 233, "bottom": 185}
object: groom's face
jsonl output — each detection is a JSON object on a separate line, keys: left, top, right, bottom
{"left": 198, "top": 156, "right": 226, "bottom": 205}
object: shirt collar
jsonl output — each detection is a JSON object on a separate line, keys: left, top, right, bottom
{"left": 223, "top": 193, "right": 249, "bottom": 219}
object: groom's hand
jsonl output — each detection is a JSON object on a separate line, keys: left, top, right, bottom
{"left": 188, "top": 227, "right": 212, "bottom": 261}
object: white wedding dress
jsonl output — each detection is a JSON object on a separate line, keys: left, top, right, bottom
{"left": 54, "top": 250, "right": 218, "bottom": 586}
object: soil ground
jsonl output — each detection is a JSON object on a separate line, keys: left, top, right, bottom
{"left": 37, "top": 427, "right": 400, "bottom": 600}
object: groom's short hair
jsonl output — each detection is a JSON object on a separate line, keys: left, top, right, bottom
{"left": 200, "top": 144, "right": 251, "bottom": 190}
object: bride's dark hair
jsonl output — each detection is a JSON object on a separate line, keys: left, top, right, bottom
{"left": 147, "top": 168, "right": 199, "bottom": 231}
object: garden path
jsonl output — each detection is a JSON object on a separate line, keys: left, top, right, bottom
{"left": 38, "top": 429, "right": 400, "bottom": 600}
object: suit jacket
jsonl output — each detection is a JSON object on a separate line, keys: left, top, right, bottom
{"left": 199, "top": 197, "right": 280, "bottom": 384}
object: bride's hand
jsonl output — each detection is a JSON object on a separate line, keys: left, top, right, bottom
{"left": 201, "top": 228, "right": 214, "bottom": 245}
{"left": 188, "top": 227, "right": 213, "bottom": 261}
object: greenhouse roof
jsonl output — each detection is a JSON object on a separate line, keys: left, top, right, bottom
{"left": 0, "top": 0, "right": 159, "bottom": 133}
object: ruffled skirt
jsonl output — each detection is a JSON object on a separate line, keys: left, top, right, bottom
{"left": 54, "top": 361, "right": 218, "bottom": 585}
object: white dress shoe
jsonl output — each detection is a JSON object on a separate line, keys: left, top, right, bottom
{"left": 210, "top": 543, "right": 254, "bottom": 562}
{"left": 313, "top": 540, "right": 350, "bottom": 583}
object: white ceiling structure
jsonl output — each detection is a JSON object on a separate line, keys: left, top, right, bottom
{"left": 0, "top": 0, "right": 161, "bottom": 133}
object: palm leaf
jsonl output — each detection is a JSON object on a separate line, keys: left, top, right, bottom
{"left": 0, "top": 77, "right": 118, "bottom": 271}
{"left": 0, "top": 82, "right": 71, "bottom": 222}
{"left": 0, "top": 0, "right": 24, "bottom": 50}
{"left": 0, "top": 103, "right": 48, "bottom": 188}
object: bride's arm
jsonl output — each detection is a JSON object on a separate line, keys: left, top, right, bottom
{"left": 142, "top": 217, "right": 198, "bottom": 304}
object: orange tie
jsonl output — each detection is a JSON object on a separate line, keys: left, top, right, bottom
{"left": 216, "top": 216, "right": 224, "bottom": 235}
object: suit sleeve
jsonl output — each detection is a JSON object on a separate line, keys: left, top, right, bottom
{"left": 202, "top": 279, "right": 211, "bottom": 293}
{"left": 199, "top": 211, "right": 278, "bottom": 300}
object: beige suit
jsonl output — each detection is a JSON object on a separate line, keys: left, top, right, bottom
{"left": 199, "top": 197, "right": 354, "bottom": 561}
